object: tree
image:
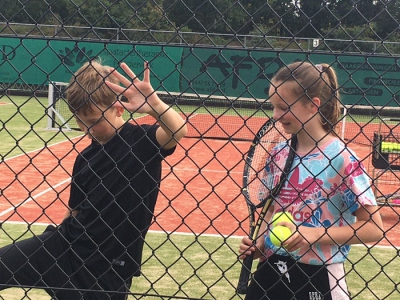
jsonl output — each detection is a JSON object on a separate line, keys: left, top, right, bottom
{"left": 296, "top": 0, "right": 336, "bottom": 38}
{"left": 163, "top": 0, "right": 257, "bottom": 34}
{"left": 0, "top": 1, "right": 20, "bottom": 21}
{"left": 0, "top": 0, "right": 49, "bottom": 23}
{"left": 373, "top": 0, "right": 400, "bottom": 40}
{"left": 261, "top": 0, "right": 299, "bottom": 37}
{"left": 330, "top": 0, "right": 376, "bottom": 28}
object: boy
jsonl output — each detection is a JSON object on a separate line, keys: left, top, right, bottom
{"left": 0, "top": 60, "right": 187, "bottom": 299}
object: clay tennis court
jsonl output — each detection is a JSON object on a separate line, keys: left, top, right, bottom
{"left": 0, "top": 127, "right": 399, "bottom": 248}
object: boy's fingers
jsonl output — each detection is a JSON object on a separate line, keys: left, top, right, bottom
{"left": 105, "top": 81, "right": 125, "bottom": 95}
{"left": 110, "top": 64, "right": 138, "bottom": 88}
{"left": 120, "top": 62, "right": 139, "bottom": 82}
{"left": 142, "top": 62, "right": 150, "bottom": 82}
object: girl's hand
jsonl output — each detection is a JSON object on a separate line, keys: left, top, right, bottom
{"left": 106, "top": 62, "right": 161, "bottom": 114}
{"left": 239, "top": 236, "right": 264, "bottom": 260}
{"left": 277, "top": 204, "right": 384, "bottom": 252}
{"left": 275, "top": 221, "right": 322, "bottom": 252}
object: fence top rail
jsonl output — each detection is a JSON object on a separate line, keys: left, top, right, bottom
{"left": 1, "top": 22, "right": 400, "bottom": 56}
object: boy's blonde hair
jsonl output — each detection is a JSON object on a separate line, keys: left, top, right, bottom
{"left": 66, "top": 60, "right": 120, "bottom": 115}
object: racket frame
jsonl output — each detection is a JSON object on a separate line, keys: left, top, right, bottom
{"left": 236, "top": 120, "right": 297, "bottom": 294}
{"left": 376, "top": 192, "right": 400, "bottom": 206}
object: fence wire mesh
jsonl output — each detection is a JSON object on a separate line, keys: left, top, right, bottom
{"left": 0, "top": 1, "right": 400, "bottom": 299}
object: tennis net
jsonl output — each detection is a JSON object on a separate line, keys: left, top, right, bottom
{"left": 46, "top": 81, "right": 400, "bottom": 144}
{"left": 46, "top": 82, "right": 269, "bottom": 141}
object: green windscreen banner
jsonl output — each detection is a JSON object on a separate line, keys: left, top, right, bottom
{"left": 0, "top": 37, "right": 182, "bottom": 92}
{"left": 0, "top": 36, "right": 399, "bottom": 106}
{"left": 179, "top": 48, "right": 400, "bottom": 106}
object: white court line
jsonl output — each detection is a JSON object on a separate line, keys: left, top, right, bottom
{"left": 4, "top": 112, "right": 196, "bottom": 163}
{"left": 0, "top": 220, "right": 243, "bottom": 239}
{"left": 3, "top": 134, "right": 84, "bottom": 162}
{"left": 0, "top": 178, "right": 71, "bottom": 217}
{"left": 0, "top": 165, "right": 241, "bottom": 216}
{"left": 2, "top": 121, "right": 242, "bottom": 217}
{"left": 165, "top": 167, "right": 241, "bottom": 174}
{"left": 0, "top": 221, "right": 398, "bottom": 249}
{"left": 1, "top": 136, "right": 84, "bottom": 215}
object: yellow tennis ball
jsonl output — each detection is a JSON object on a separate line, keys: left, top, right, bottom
{"left": 381, "top": 142, "right": 388, "bottom": 151}
{"left": 381, "top": 142, "right": 396, "bottom": 153}
{"left": 270, "top": 226, "right": 292, "bottom": 247}
{"left": 271, "top": 212, "right": 294, "bottom": 228}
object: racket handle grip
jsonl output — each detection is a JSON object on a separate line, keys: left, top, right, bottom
{"left": 236, "top": 253, "right": 255, "bottom": 294}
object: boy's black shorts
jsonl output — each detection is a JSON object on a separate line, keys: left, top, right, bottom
{"left": 245, "top": 254, "right": 350, "bottom": 300}
{"left": 0, "top": 225, "right": 131, "bottom": 300}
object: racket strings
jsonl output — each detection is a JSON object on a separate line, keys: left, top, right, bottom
{"left": 245, "top": 123, "right": 293, "bottom": 207}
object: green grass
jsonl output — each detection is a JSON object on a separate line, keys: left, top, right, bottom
{"left": 0, "top": 223, "right": 399, "bottom": 299}
{"left": 0, "top": 95, "right": 82, "bottom": 159}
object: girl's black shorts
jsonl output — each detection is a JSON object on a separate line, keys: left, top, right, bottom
{"left": 245, "top": 254, "right": 350, "bottom": 300}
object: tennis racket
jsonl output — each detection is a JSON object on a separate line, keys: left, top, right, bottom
{"left": 376, "top": 192, "right": 400, "bottom": 206}
{"left": 236, "top": 119, "right": 297, "bottom": 294}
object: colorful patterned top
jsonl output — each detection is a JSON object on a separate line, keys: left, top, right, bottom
{"left": 260, "top": 138, "right": 376, "bottom": 265}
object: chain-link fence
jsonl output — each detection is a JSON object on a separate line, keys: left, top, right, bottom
{"left": 0, "top": 1, "right": 400, "bottom": 299}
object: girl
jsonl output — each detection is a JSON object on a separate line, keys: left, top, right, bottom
{"left": 239, "top": 62, "right": 383, "bottom": 300}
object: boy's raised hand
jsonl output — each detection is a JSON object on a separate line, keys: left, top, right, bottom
{"left": 106, "top": 62, "right": 160, "bottom": 114}
{"left": 107, "top": 61, "right": 187, "bottom": 149}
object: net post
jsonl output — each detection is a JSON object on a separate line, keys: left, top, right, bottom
{"left": 46, "top": 81, "right": 71, "bottom": 131}
{"left": 46, "top": 81, "right": 55, "bottom": 130}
